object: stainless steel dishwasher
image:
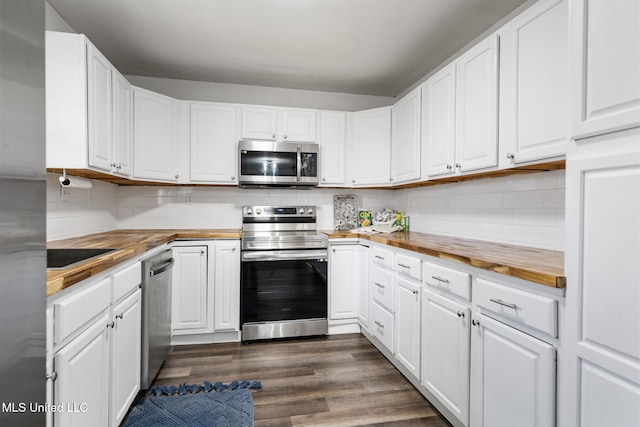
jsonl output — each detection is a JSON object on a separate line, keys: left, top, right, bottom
{"left": 141, "top": 249, "right": 174, "bottom": 389}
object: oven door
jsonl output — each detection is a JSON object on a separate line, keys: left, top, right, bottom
{"left": 241, "top": 249, "right": 328, "bottom": 340}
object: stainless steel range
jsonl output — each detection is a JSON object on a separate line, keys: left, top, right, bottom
{"left": 241, "top": 206, "right": 328, "bottom": 341}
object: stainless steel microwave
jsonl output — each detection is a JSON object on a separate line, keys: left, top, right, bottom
{"left": 238, "top": 140, "right": 319, "bottom": 188}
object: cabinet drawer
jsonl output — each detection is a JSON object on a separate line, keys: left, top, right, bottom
{"left": 112, "top": 262, "right": 141, "bottom": 303}
{"left": 371, "top": 246, "right": 394, "bottom": 270}
{"left": 54, "top": 278, "right": 111, "bottom": 345}
{"left": 396, "top": 253, "right": 421, "bottom": 282}
{"left": 475, "top": 278, "right": 557, "bottom": 337}
{"left": 370, "top": 264, "right": 394, "bottom": 311}
{"left": 423, "top": 261, "right": 471, "bottom": 301}
{"left": 370, "top": 299, "right": 394, "bottom": 352}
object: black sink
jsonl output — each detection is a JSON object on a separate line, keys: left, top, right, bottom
{"left": 47, "top": 248, "right": 118, "bottom": 269}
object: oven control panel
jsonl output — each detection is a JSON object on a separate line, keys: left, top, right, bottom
{"left": 243, "top": 206, "right": 316, "bottom": 218}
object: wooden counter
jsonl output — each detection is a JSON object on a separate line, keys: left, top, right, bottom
{"left": 323, "top": 230, "right": 565, "bottom": 288}
{"left": 47, "top": 229, "right": 242, "bottom": 297}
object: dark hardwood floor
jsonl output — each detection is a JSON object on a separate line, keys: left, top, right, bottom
{"left": 152, "top": 333, "right": 452, "bottom": 426}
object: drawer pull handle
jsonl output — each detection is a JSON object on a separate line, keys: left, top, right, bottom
{"left": 374, "top": 320, "right": 384, "bottom": 329}
{"left": 374, "top": 282, "right": 385, "bottom": 289}
{"left": 489, "top": 298, "right": 517, "bottom": 310}
{"left": 107, "top": 321, "right": 115, "bottom": 329}
{"left": 457, "top": 311, "right": 465, "bottom": 318}
{"left": 374, "top": 255, "right": 385, "bottom": 261}
{"left": 432, "top": 276, "right": 450, "bottom": 284}
{"left": 115, "top": 313, "right": 124, "bottom": 320}
{"left": 398, "top": 263, "right": 411, "bottom": 269}
{"left": 412, "top": 289, "right": 419, "bottom": 295}
{"left": 472, "top": 319, "right": 480, "bottom": 326}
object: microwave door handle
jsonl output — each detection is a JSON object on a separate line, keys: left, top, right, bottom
{"left": 296, "top": 146, "right": 301, "bottom": 182}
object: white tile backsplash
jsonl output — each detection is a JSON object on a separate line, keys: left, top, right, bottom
{"left": 46, "top": 170, "right": 565, "bottom": 250}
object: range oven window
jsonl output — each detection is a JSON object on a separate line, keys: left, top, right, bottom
{"left": 240, "top": 151, "right": 297, "bottom": 177}
{"left": 241, "top": 258, "right": 327, "bottom": 323}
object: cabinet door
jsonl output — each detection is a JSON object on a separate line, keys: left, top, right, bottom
{"left": 241, "top": 106, "right": 277, "bottom": 140}
{"left": 110, "top": 289, "right": 141, "bottom": 426}
{"left": 351, "top": 107, "right": 392, "bottom": 186}
{"left": 421, "top": 63, "right": 456, "bottom": 178}
{"left": 500, "top": 0, "right": 569, "bottom": 165}
{"left": 392, "top": 87, "right": 421, "bottom": 184}
{"left": 455, "top": 35, "right": 499, "bottom": 173}
{"left": 133, "top": 88, "right": 179, "bottom": 181}
{"left": 564, "top": 129, "right": 640, "bottom": 427}
{"left": 172, "top": 246, "right": 208, "bottom": 333}
{"left": 87, "top": 42, "right": 112, "bottom": 172}
{"left": 329, "top": 245, "right": 359, "bottom": 320}
{"left": 54, "top": 313, "right": 110, "bottom": 427}
{"left": 214, "top": 241, "right": 240, "bottom": 331}
{"left": 471, "top": 314, "right": 555, "bottom": 427}
{"left": 112, "top": 71, "right": 132, "bottom": 176}
{"left": 422, "top": 290, "right": 470, "bottom": 426}
{"left": 319, "top": 111, "right": 347, "bottom": 185}
{"left": 356, "top": 245, "right": 369, "bottom": 328}
{"left": 190, "top": 103, "right": 238, "bottom": 183}
{"left": 395, "top": 277, "right": 421, "bottom": 379}
{"left": 281, "top": 109, "right": 317, "bottom": 142}
{"left": 571, "top": 0, "right": 640, "bottom": 139}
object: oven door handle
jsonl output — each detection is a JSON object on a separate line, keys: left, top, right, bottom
{"left": 242, "top": 250, "right": 327, "bottom": 262}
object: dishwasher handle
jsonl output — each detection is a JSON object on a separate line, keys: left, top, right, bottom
{"left": 149, "top": 258, "right": 174, "bottom": 276}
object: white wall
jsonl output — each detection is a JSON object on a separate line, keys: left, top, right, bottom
{"left": 45, "top": 2, "right": 75, "bottom": 33}
{"left": 402, "top": 170, "right": 565, "bottom": 250}
{"left": 46, "top": 173, "right": 119, "bottom": 241}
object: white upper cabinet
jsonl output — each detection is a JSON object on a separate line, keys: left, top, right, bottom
{"left": 46, "top": 31, "right": 132, "bottom": 177}
{"left": 571, "top": 0, "right": 640, "bottom": 139}
{"left": 190, "top": 102, "right": 239, "bottom": 184}
{"left": 350, "top": 107, "right": 392, "bottom": 186}
{"left": 455, "top": 34, "right": 499, "bottom": 174}
{"left": 133, "top": 87, "right": 180, "bottom": 182}
{"left": 391, "top": 87, "right": 422, "bottom": 184}
{"left": 500, "top": 0, "right": 569, "bottom": 166}
{"left": 421, "top": 63, "right": 457, "bottom": 178}
{"left": 241, "top": 106, "right": 317, "bottom": 142}
{"left": 318, "top": 111, "right": 347, "bottom": 186}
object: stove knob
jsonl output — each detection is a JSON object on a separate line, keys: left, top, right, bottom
{"left": 245, "top": 208, "right": 253, "bottom": 215}
{"left": 298, "top": 208, "right": 305, "bottom": 215}
{"left": 255, "top": 208, "right": 262, "bottom": 215}
{"left": 307, "top": 208, "right": 314, "bottom": 215}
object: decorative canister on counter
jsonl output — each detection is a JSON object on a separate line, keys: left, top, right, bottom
{"left": 333, "top": 194, "right": 358, "bottom": 230}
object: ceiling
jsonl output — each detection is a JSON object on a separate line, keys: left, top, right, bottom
{"left": 47, "top": 0, "right": 528, "bottom": 97}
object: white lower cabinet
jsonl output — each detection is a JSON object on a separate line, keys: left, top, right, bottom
{"left": 395, "top": 276, "right": 421, "bottom": 379}
{"left": 422, "top": 289, "right": 470, "bottom": 426}
{"left": 172, "top": 245, "right": 209, "bottom": 333}
{"left": 329, "top": 244, "right": 360, "bottom": 320}
{"left": 470, "top": 314, "right": 555, "bottom": 427}
{"left": 356, "top": 245, "right": 370, "bottom": 328}
{"left": 213, "top": 241, "right": 240, "bottom": 331}
{"left": 110, "top": 289, "right": 142, "bottom": 426}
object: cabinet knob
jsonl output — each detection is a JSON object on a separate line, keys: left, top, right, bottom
{"left": 446, "top": 164, "right": 452, "bottom": 170}
{"left": 111, "top": 163, "right": 117, "bottom": 168}
{"left": 472, "top": 319, "right": 480, "bottom": 326}
{"left": 117, "top": 164, "right": 122, "bottom": 170}
{"left": 283, "top": 135, "right": 287, "bottom": 139}
{"left": 506, "top": 153, "right": 515, "bottom": 160}
{"left": 231, "top": 176, "right": 235, "bottom": 181}
{"left": 107, "top": 321, "right": 115, "bottom": 328}
{"left": 389, "top": 177, "right": 393, "bottom": 182}
{"left": 457, "top": 311, "right": 465, "bottom": 318}
{"left": 231, "top": 247, "right": 236, "bottom": 252}
{"left": 352, "top": 179, "right": 356, "bottom": 183}
{"left": 175, "top": 174, "right": 179, "bottom": 179}
{"left": 115, "top": 313, "right": 123, "bottom": 320}
{"left": 322, "top": 178, "right": 326, "bottom": 182}
{"left": 46, "top": 372, "right": 58, "bottom": 382}
{"left": 201, "top": 250, "right": 205, "bottom": 254}
{"left": 455, "top": 163, "right": 461, "bottom": 170}
{"left": 272, "top": 133, "right": 276, "bottom": 138}
{"left": 412, "top": 289, "right": 419, "bottom": 295}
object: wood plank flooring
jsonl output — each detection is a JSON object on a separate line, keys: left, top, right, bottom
{"left": 152, "top": 333, "right": 452, "bottom": 427}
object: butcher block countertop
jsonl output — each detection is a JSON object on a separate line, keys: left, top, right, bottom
{"left": 323, "top": 230, "right": 565, "bottom": 289}
{"left": 46, "top": 229, "right": 242, "bottom": 297}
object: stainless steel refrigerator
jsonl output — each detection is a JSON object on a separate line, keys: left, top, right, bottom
{"left": 0, "top": 1, "right": 46, "bottom": 426}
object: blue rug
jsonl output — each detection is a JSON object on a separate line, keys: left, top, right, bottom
{"left": 123, "top": 381, "right": 261, "bottom": 427}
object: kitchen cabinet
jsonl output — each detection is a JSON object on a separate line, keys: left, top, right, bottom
{"left": 190, "top": 102, "right": 239, "bottom": 184}
{"left": 368, "top": 245, "right": 395, "bottom": 352}
{"left": 499, "top": 0, "right": 569, "bottom": 166}
{"left": 351, "top": 107, "right": 392, "bottom": 186}
{"left": 319, "top": 111, "right": 347, "bottom": 186}
{"left": 395, "top": 276, "right": 421, "bottom": 379}
{"left": 470, "top": 313, "right": 555, "bottom": 427}
{"left": 421, "top": 34, "right": 498, "bottom": 178}
{"left": 133, "top": 87, "right": 180, "bottom": 182}
{"left": 241, "top": 106, "right": 317, "bottom": 142}
{"left": 564, "top": 128, "right": 640, "bottom": 427}
{"left": 46, "top": 31, "right": 132, "bottom": 177}
{"left": 356, "top": 245, "right": 370, "bottom": 329}
{"left": 571, "top": 0, "right": 640, "bottom": 139}
{"left": 110, "top": 289, "right": 141, "bottom": 426}
{"left": 391, "top": 87, "right": 422, "bottom": 184}
{"left": 329, "top": 244, "right": 360, "bottom": 320}
{"left": 422, "top": 289, "right": 470, "bottom": 426}
{"left": 172, "top": 245, "right": 209, "bottom": 334}
{"left": 213, "top": 241, "right": 240, "bottom": 331}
